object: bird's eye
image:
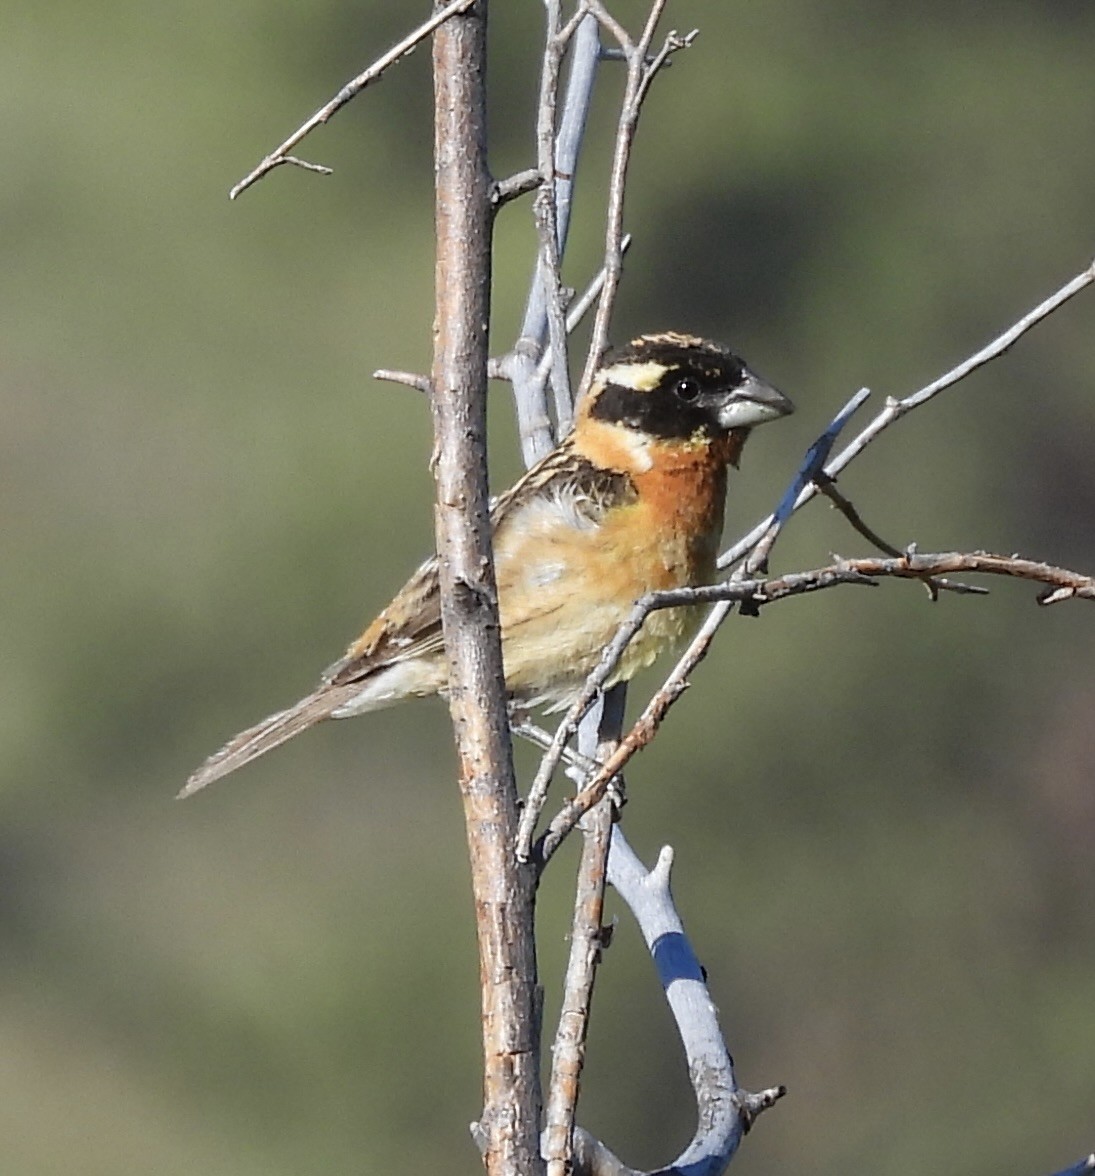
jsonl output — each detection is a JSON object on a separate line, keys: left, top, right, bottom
{"left": 673, "top": 376, "right": 700, "bottom": 402}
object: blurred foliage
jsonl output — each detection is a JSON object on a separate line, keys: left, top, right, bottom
{"left": 1, "top": 1, "right": 1093, "bottom": 1173}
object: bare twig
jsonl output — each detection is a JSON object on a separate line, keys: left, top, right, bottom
{"left": 720, "top": 258, "right": 1095, "bottom": 571}
{"left": 847, "top": 550, "right": 1095, "bottom": 602}
{"left": 815, "top": 476, "right": 915, "bottom": 560}
{"left": 276, "top": 155, "right": 332, "bottom": 177}
{"left": 532, "top": 4, "right": 581, "bottom": 435}
{"left": 502, "top": 12, "right": 601, "bottom": 465}
{"left": 372, "top": 368, "right": 431, "bottom": 394}
{"left": 587, "top": 832, "right": 785, "bottom": 1174}
{"left": 537, "top": 547, "right": 1095, "bottom": 860}
{"left": 815, "top": 477, "right": 988, "bottom": 598}
{"left": 543, "top": 700, "right": 620, "bottom": 1176}
{"left": 491, "top": 234, "right": 636, "bottom": 397}
{"left": 229, "top": 0, "right": 476, "bottom": 200}
{"left": 511, "top": 716, "right": 600, "bottom": 776}
{"left": 532, "top": 234, "right": 634, "bottom": 389}
{"left": 1052, "top": 1157, "right": 1095, "bottom": 1176}
{"left": 493, "top": 167, "right": 542, "bottom": 206}
{"left": 579, "top": 4, "right": 697, "bottom": 393}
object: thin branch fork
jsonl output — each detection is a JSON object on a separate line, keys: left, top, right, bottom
{"left": 523, "top": 7, "right": 695, "bottom": 1168}
{"left": 845, "top": 550, "right": 1095, "bottom": 603}
{"left": 520, "top": 252, "right": 1095, "bottom": 860}
{"left": 491, "top": 234, "right": 634, "bottom": 392}
{"left": 720, "top": 256, "right": 1095, "bottom": 572}
{"left": 559, "top": 829, "right": 786, "bottom": 1176}
{"left": 535, "top": 547, "right": 1095, "bottom": 862}
{"left": 814, "top": 476, "right": 988, "bottom": 599}
{"left": 229, "top": 0, "right": 476, "bottom": 200}
{"left": 579, "top": 2, "right": 698, "bottom": 394}
{"left": 500, "top": 10, "right": 602, "bottom": 466}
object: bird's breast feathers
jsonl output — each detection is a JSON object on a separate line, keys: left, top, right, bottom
{"left": 489, "top": 431, "right": 731, "bottom": 708}
{"left": 327, "top": 433, "right": 731, "bottom": 714}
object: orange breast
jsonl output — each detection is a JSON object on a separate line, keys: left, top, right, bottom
{"left": 572, "top": 417, "right": 736, "bottom": 586}
{"left": 492, "top": 424, "right": 735, "bottom": 708}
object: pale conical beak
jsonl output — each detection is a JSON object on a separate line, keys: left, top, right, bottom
{"left": 716, "top": 371, "right": 795, "bottom": 429}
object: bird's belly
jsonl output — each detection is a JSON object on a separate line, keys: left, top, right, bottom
{"left": 500, "top": 594, "right": 699, "bottom": 711}
{"left": 497, "top": 523, "right": 708, "bottom": 711}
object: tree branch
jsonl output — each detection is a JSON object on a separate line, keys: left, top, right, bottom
{"left": 493, "top": 167, "right": 542, "bottom": 206}
{"left": 431, "top": 5, "right": 543, "bottom": 1173}
{"left": 524, "top": 254, "right": 1095, "bottom": 859}
{"left": 531, "top": 4, "right": 580, "bottom": 436}
{"left": 567, "top": 831, "right": 786, "bottom": 1176}
{"left": 719, "top": 257, "right": 1095, "bottom": 571}
{"left": 537, "top": 547, "right": 1095, "bottom": 860}
{"left": 372, "top": 367, "right": 432, "bottom": 394}
{"left": 542, "top": 742, "right": 615, "bottom": 1175}
{"left": 230, "top": 0, "right": 476, "bottom": 200}
{"left": 1052, "top": 1158, "right": 1095, "bottom": 1176}
{"left": 579, "top": 3, "right": 697, "bottom": 393}
{"left": 500, "top": 11, "right": 601, "bottom": 465}
{"left": 814, "top": 476, "right": 988, "bottom": 598}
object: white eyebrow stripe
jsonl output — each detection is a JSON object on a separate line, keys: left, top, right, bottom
{"left": 599, "top": 360, "right": 672, "bottom": 391}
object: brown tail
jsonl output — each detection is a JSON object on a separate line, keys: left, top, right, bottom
{"left": 179, "top": 683, "right": 361, "bottom": 798}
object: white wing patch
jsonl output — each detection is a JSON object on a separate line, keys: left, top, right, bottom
{"left": 512, "top": 480, "right": 609, "bottom": 536}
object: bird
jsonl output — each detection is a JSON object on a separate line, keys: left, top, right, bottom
{"left": 182, "top": 332, "right": 793, "bottom": 797}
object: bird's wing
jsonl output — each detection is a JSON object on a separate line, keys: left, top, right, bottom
{"left": 490, "top": 439, "right": 637, "bottom": 534}
{"left": 323, "top": 554, "right": 445, "bottom": 686}
{"left": 324, "top": 439, "right": 635, "bottom": 688}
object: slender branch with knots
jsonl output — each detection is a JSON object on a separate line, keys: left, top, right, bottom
{"left": 514, "top": 255, "right": 1095, "bottom": 863}
{"left": 229, "top": 0, "right": 476, "bottom": 200}
{"left": 533, "top": 546, "right": 1095, "bottom": 864}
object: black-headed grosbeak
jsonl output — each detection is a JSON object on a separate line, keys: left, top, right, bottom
{"left": 182, "top": 332, "right": 793, "bottom": 797}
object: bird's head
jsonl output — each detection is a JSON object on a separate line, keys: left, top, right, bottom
{"left": 586, "top": 332, "right": 794, "bottom": 446}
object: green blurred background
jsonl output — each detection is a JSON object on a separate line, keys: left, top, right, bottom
{"left": 3, "top": 2, "right": 1094, "bottom": 1173}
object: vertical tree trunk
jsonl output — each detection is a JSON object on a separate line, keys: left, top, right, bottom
{"left": 431, "top": 4, "right": 545, "bottom": 1173}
